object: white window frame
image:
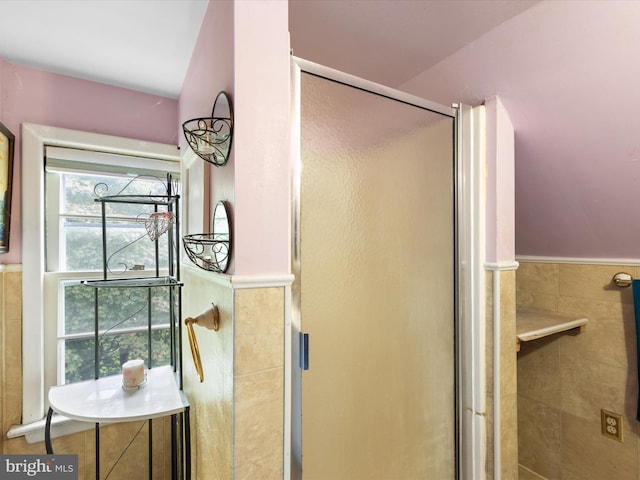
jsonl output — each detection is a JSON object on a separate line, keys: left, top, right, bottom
{"left": 20, "top": 123, "right": 180, "bottom": 429}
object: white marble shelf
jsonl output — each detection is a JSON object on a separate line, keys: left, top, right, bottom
{"left": 516, "top": 308, "right": 588, "bottom": 351}
{"left": 48, "top": 365, "right": 187, "bottom": 423}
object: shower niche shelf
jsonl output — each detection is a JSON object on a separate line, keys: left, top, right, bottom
{"left": 516, "top": 307, "right": 588, "bottom": 351}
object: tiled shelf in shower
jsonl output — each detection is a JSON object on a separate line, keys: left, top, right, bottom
{"left": 516, "top": 307, "right": 588, "bottom": 351}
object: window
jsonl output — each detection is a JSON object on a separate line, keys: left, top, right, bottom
{"left": 20, "top": 125, "right": 180, "bottom": 427}
{"left": 45, "top": 167, "right": 176, "bottom": 385}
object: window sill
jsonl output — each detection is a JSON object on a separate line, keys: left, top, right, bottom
{"left": 7, "top": 414, "right": 95, "bottom": 444}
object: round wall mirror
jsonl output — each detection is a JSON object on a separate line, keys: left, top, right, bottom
{"left": 212, "top": 201, "right": 231, "bottom": 272}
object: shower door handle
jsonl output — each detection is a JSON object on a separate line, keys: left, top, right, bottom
{"left": 299, "top": 332, "right": 309, "bottom": 370}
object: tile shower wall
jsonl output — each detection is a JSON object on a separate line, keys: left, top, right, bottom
{"left": 181, "top": 268, "right": 284, "bottom": 480}
{"left": 485, "top": 269, "right": 518, "bottom": 479}
{"left": 517, "top": 262, "right": 640, "bottom": 479}
{"left": 0, "top": 268, "right": 175, "bottom": 479}
{"left": 181, "top": 270, "right": 233, "bottom": 479}
{"left": 233, "top": 287, "right": 284, "bottom": 479}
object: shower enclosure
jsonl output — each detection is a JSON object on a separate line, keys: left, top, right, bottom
{"left": 291, "top": 59, "right": 465, "bottom": 479}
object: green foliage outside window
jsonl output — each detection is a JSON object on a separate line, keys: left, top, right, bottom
{"left": 57, "top": 172, "right": 177, "bottom": 384}
{"left": 63, "top": 284, "right": 173, "bottom": 383}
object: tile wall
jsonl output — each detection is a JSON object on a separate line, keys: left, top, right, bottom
{"left": 1, "top": 265, "right": 285, "bottom": 480}
{"left": 181, "top": 268, "right": 284, "bottom": 480}
{"left": 1, "top": 268, "right": 174, "bottom": 479}
{"left": 485, "top": 269, "right": 519, "bottom": 479}
{"left": 181, "top": 270, "right": 233, "bottom": 480}
{"left": 517, "top": 262, "right": 640, "bottom": 479}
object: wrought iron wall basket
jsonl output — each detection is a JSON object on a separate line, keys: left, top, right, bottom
{"left": 182, "top": 233, "right": 231, "bottom": 273}
{"left": 182, "top": 91, "right": 234, "bottom": 167}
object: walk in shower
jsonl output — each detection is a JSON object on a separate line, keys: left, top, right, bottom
{"left": 290, "top": 58, "right": 465, "bottom": 479}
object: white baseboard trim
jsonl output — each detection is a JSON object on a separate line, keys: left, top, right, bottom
{"left": 484, "top": 261, "right": 519, "bottom": 271}
{"left": 182, "top": 263, "right": 294, "bottom": 289}
{"left": 516, "top": 255, "right": 640, "bottom": 266}
{"left": 231, "top": 274, "right": 295, "bottom": 289}
{"left": 0, "top": 264, "right": 22, "bottom": 272}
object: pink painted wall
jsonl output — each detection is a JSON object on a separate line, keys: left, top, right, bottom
{"left": 400, "top": 1, "right": 640, "bottom": 260}
{"left": 179, "top": 0, "right": 290, "bottom": 276}
{"left": 0, "top": 60, "right": 178, "bottom": 264}
{"left": 232, "top": 1, "right": 290, "bottom": 275}
{"left": 485, "top": 96, "right": 515, "bottom": 264}
{"left": 178, "top": 0, "right": 235, "bottom": 265}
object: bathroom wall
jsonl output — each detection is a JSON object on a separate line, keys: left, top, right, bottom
{"left": 178, "top": 1, "right": 289, "bottom": 479}
{"left": 482, "top": 98, "right": 518, "bottom": 479}
{"left": 0, "top": 59, "right": 178, "bottom": 265}
{"left": 0, "top": 56, "right": 179, "bottom": 475}
{"left": 517, "top": 261, "right": 639, "bottom": 479}
{"left": 485, "top": 269, "right": 518, "bottom": 479}
{"left": 0, "top": 268, "right": 176, "bottom": 479}
{"left": 178, "top": 0, "right": 290, "bottom": 276}
{"left": 181, "top": 270, "right": 233, "bottom": 480}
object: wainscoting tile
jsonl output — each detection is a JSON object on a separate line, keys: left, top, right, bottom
{"left": 517, "top": 336, "right": 561, "bottom": 407}
{"left": 558, "top": 296, "right": 635, "bottom": 371}
{"left": 518, "top": 396, "right": 561, "bottom": 480}
{"left": 562, "top": 412, "right": 637, "bottom": 480}
{"left": 559, "top": 264, "right": 634, "bottom": 304}
{"left": 234, "top": 288, "right": 284, "bottom": 376}
{"left": 234, "top": 368, "right": 284, "bottom": 480}
{"left": 560, "top": 353, "right": 637, "bottom": 429}
{"left": 517, "top": 263, "right": 559, "bottom": 295}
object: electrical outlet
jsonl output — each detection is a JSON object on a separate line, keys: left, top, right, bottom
{"left": 601, "top": 409, "right": 623, "bottom": 442}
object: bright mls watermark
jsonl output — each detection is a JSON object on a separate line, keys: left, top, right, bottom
{"left": 0, "top": 455, "right": 77, "bottom": 479}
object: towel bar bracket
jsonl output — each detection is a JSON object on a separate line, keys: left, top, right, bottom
{"left": 613, "top": 272, "right": 633, "bottom": 288}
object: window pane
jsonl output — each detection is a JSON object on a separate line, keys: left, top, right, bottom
{"left": 62, "top": 173, "right": 171, "bottom": 217}
{"left": 63, "top": 284, "right": 172, "bottom": 382}
{"left": 54, "top": 169, "right": 178, "bottom": 386}
{"left": 102, "top": 197, "right": 166, "bottom": 219}
{"left": 60, "top": 174, "right": 102, "bottom": 217}
{"left": 64, "top": 329, "right": 171, "bottom": 383}
{"left": 63, "top": 283, "right": 95, "bottom": 336}
{"left": 64, "top": 337, "right": 95, "bottom": 383}
{"left": 62, "top": 219, "right": 103, "bottom": 271}
{"left": 103, "top": 219, "right": 169, "bottom": 273}
{"left": 64, "top": 285, "right": 172, "bottom": 335}
{"left": 62, "top": 218, "right": 169, "bottom": 272}
{"left": 96, "top": 287, "right": 171, "bottom": 331}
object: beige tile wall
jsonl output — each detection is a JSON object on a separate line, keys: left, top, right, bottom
{"left": 233, "top": 288, "right": 284, "bottom": 480}
{"left": 517, "top": 262, "right": 640, "bottom": 479}
{"left": 182, "top": 269, "right": 233, "bottom": 480}
{"left": 1, "top": 268, "right": 178, "bottom": 479}
{"left": 181, "top": 269, "right": 285, "bottom": 480}
{"left": 486, "top": 269, "right": 518, "bottom": 479}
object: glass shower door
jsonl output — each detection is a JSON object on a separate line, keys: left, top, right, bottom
{"left": 294, "top": 70, "right": 456, "bottom": 479}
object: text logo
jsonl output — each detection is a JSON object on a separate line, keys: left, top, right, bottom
{"left": 0, "top": 455, "right": 77, "bottom": 479}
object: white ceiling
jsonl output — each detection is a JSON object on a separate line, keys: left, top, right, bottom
{"left": 0, "top": 0, "right": 208, "bottom": 99}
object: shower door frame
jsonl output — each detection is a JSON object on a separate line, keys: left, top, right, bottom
{"left": 288, "top": 56, "right": 486, "bottom": 480}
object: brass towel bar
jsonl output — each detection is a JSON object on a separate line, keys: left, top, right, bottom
{"left": 184, "top": 304, "right": 220, "bottom": 383}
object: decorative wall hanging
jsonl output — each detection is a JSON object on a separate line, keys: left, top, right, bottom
{"left": 0, "top": 122, "right": 15, "bottom": 253}
{"left": 182, "top": 91, "right": 234, "bottom": 167}
{"left": 183, "top": 201, "right": 231, "bottom": 273}
{"left": 145, "top": 211, "right": 176, "bottom": 241}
